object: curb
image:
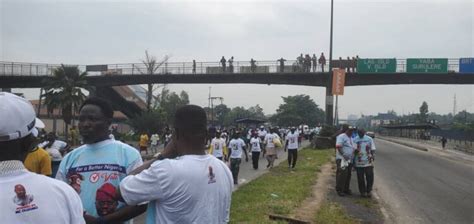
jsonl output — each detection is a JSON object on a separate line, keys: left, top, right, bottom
{"left": 377, "top": 137, "right": 428, "bottom": 152}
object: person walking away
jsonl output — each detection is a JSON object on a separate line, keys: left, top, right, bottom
{"left": 353, "top": 129, "right": 376, "bottom": 197}
{"left": 39, "top": 132, "right": 69, "bottom": 177}
{"left": 209, "top": 131, "right": 228, "bottom": 161}
{"left": 264, "top": 128, "right": 280, "bottom": 169}
{"left": 56, "top": 97, "right": 145, "bottom": 224}
{"left": 228, "top": 132, "right": 248, "bottom": 185}
{"left": 139, "top": 133, "right": 149, "bottom": 155}
{"left": 192, "top": 60, "right": 196, "bottom": 74}
{"left": 228, "top": 56, "right": 234, "bottom": 73}
{"left": 150, "top": 133, "right": 160, "bottom": 154}
{"left": 117, "top": 105, "right": 233, "bottom": 223}
{"left": 277, "top": 57, "right": 286, "bottom": 73}
{"left": 335, "top": 126, "right": 355, "bottom": 196}
{"left": 285, "top": 127, "right": 299, "bottom": 170}
{"left": 304, "top": 54, "right": 312, "bottom": 72}
{"left": 440, "top": 137, "right": 448, "bottom": 149}
{"left": 249, "top": 132, "right": 262, "bottom": 169}
{"left": 220, "top": 56, "right": 226, "bottom": 73}
{"left": 163, "top": 129, "right": 172, "bottom": 147}
{"left": 319, "top": 52, "right": 326, "bottom": 72}
{"left": 0, "top": 92, "right": 85, "bottom": 223}
{"left": 258, "top": 126, "right": 267, "bottom": 157}
{"left": 312, "top": 54, "right": 318, "bottom": 72}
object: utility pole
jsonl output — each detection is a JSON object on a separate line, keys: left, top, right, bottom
{"left": 325, "top": 0, "right": 335, "bottom": 125}
{"left": 210, "top": 96, "right": 223, "bottom": 126}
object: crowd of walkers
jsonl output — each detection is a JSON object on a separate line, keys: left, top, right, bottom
{"left": 0, "top": 91, "right": 306, "bottom": 223}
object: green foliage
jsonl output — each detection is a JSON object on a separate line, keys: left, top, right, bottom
{"left": 270, "top": 95, "right": 325, "bottom": 127}
{"left": 42, "top": 65, "right": 89, "bottom": 137}
{"left": 418, "top": 101, "right": 429, "bottom": 122}
{"left": 230, "top": 148, "right": 332, "bottom": 223}
{"left": 127, "top": 108, "right": 167, "bottom": 135}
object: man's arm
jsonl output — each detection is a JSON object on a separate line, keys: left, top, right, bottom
{"left": 84, "top": 205, "right": 147, "bottom": 224}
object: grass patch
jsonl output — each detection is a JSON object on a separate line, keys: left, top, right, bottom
{"left": 230, "top": 148, "right": 332, "bottom": 223}
{"left": 314, "top": 202, "right": 359, "bottom": 224}
{"left": 353, "top": 197, "right": 378, "bottom": 209}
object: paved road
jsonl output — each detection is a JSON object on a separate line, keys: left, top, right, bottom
{"left": 132, "top": 140, "right": 310, "bottom": 223}
{"left": 374, "top": 139, "right": 474, "bottom": 224}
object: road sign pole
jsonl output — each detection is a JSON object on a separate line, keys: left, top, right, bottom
{"left": 325, "top": 0, "right": 335, "bottom": 126}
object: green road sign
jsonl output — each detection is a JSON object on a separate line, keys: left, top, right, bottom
{"left": 357, "top": 59, "right": 397, "bottom": 73}
{"left": 406, "top": 58, "right": 448, "bottom": 73}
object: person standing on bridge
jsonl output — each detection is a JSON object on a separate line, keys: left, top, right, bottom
{"left": 192, "top": 60, "right": 196, "bottom": 74}
{"left": 277, "top": 57, "right": 286, "bottom": 72}
{"left": 220, "top": 56, "right": 226, "bottom": 73}
{"left": 312, "top": 54, "right": 318, "bottom": 72}
{"left": 335, "top": 126, "right": 355, "bottom": 197}
{"left": 250, "top": 58, "right": 257, "bottom": 73}
{"left": 319, "top": 52, "right": 326, "bottom": 72}
{"left": 353, "top": 129, "right": 376, "bottom": 198}
{"left": 228, "top": 56, "right": 234, "bottom": 73}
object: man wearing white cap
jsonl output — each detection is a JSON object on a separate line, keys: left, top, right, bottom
{"left": 0, "top": 92, "right": 85, "bottom": 223}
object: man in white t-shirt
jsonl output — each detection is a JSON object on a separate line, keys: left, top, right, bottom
{"left": 117, "top": 105, "right": 234, "bottom": 223}
{"left": 0, "top": 92, "right": 84, "bottom": 224}
{"left": 209, "top": 131, "right": 228, "bottom": 160}
{"left": 335, "top": 126, "right": 356, "bottom": 196}
{"left": 150, "top": 133, "right": 160, "bottom": 154}
{"left": 249, "top": 132, "right": 262, "bottom": 169}
{"left": 228, "top": 132, "right": 248, "bottom": 185}
{"left": 285, "top": 127, "right": 299, "bottom": 170}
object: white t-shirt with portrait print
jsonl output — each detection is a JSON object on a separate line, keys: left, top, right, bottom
{"left": 250, "top": 137, "right": 262, "bottom": 152}
{"left": 285, "top": 131, "right": 299, "bottom": 150}
{"left": 228, "top": 138, "right": 246, "bottom": 159}
{"left": 120, "top": 155, "right": 233, "bottom": 224}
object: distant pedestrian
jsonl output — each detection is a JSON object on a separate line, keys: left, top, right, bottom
{"left": 139, "top": 132, "right": 149, "bottom": 154}
{"left": 228, "top": 56, "right": 234, "bottom": 73}
{"left": 353, "top": 129, "right": 376, "bottom": 198}
{"left": 277, "top": 57, "right": 286, "bottom": 72}
{"left": 347, "top": 56, "right": 351, "bottom": 72}
{"left": 312, "top": 54, "right": 318, "bottom": 72}
{"left": 192, "top": 60, "right": 196, "bottom": 74}
{"left": 250, "top": 58, "right": 257, "bottom": 73}
{"left": 335, "top": 126, "right": 355, "bottom": 196}
{"left": 39, "top": 132, "right": 69, "bottom": 177}
{"left": 220, "top": 56, "right": 226, "bottom": 72}
{"left": 150, "top": 133, "right": 160, "bottom": 154}
{"left": 209, "top": 131, "right": 228, "bottom": 161}
{"left": 285, "top": 127, "right": 299, "bottom": 170}
{"left": 304, "top": 54, "right": 312, "bottom": 72}
{"left": 440, "top": 137, "right": 447, "bottom": 149}
{"left": 249, "top": 132, "right": 262, "bottom": 169}
{"left": 264, "top": 128, "right": 280, "bottom": 169}
{"left": 319, "top": 52, "right": 326, "bottom": 72}
{"left": 228, "top": 132, "right": 248, "bottom": 185}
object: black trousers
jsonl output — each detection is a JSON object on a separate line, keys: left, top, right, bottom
{"left": 251, "top": 151, "right": 260, "bottom": 169}
{"left": 356, "top": 166, "right": 374, "bottom": 194}
{"left": 287, "top": 149, "right": 297, "bottom": 168}
{"left": 230, "top": 158, "right": 241, "bottom": 184}
{"left": 336, "top": 159, "right": 352, "bottom": 193}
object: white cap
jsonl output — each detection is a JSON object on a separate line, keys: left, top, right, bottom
{"left": 0, "top": 92, "right": 44, "bottom": 142}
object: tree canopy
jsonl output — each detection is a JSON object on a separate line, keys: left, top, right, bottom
{"left": 270, "top": 95, "right": 325, "bottom": 127}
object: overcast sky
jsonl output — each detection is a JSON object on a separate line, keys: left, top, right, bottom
{"left": 1, "top": 0, "right": 473, "bottom": 119}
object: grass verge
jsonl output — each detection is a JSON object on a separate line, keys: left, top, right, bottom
{"left": 314, "top": 202, "right": 358, "bottom": 224}
{"left": 230, "top": 148, "right": 332, "bottom": 223}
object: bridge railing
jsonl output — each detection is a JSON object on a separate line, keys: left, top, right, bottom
{"left": 0, "top": 58, "right": 461, "bottom": 76}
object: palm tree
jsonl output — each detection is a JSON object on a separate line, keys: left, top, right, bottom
{"left": 42, "top": 65, "right": 89, "bottom": 140}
